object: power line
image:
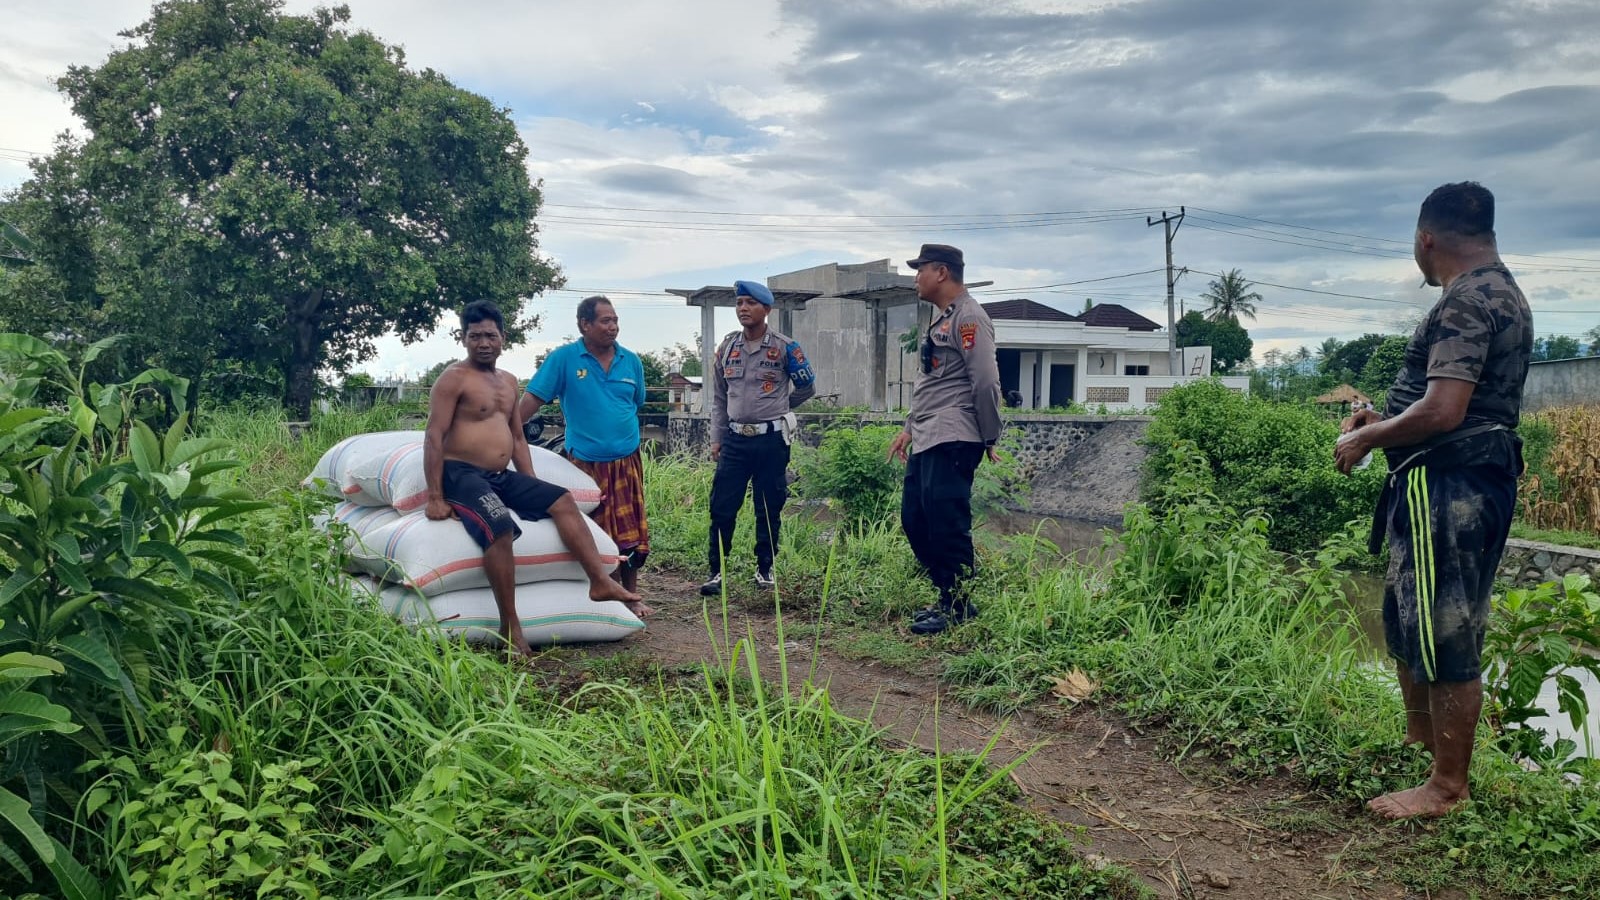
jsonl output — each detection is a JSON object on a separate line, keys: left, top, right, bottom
{"left": 1194, "top": 205, "right": 1600, "bottom": 265}
{"left": 543, "top": 202, "right": 1160, "bottom": 220}
{"left": 1187, "top": 214, "right": 1410, "bottom": 257}
{"left": 973, "top": 268, "right": 1166, "bottom": 294}
{"left": 1186, "top": 220, "right": 1410, "bottom": 260}
{"left": 1188, "top": 269, "right": 1427, "bottom": 306}
{"left": 1191, "top": 216, "right": 1600, "bottom": 273}
{"left": 540, "top": 212, "right": 1146, "bottom": 235}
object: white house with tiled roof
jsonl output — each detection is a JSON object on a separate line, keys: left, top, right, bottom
{"left": 982, "top": 299, "right": 1245, "bottom": 410}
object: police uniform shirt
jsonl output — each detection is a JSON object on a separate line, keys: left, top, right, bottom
{"left": 907, "top": 291, "right": 1002, "bottom": 452}
{"left": 710, "top": 327, "right": 817, "bottom": 436}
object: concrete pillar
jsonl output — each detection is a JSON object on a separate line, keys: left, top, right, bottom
{"left": 1114, "top": 351, "right": 1126, "bottom": 376}
{"left": 1075, "top": 347, "right": 1089, "bottom": 404}
{"left": 1038, "top": 351, "right": 1053, "bottom": 408}
{"left": 870, "top": 302, "right": 888, "bottom": 412}
{"left": 1018, "top": 352, "right": 1037, "bottom": 409}
{"left": 699, "top": 302, "right": 716, "bottom": 412}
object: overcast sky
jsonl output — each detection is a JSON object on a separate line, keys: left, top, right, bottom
{"left": 4, "top": 0, "right": 1598, "bottom": 378}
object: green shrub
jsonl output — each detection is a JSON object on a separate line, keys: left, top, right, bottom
{"left": 0, "top": 333, "right": 264, "bottom": 897}
{"left": 1142, "top": 380, "right": 1383, "bottom": 551}
{"left": 972, "top": 428, "right": 1030, "bottom": 517}
{"left": 97, "top": 736, "right": 332, "bottom": 900}
{"left": 1483, "top": 574, "right": 1600, "bottom": 769}
{"left": 793, "top": 424, "right": 905, "bottom": 528}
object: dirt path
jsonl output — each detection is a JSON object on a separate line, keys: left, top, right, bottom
{"left": 532, "top": 574, "right": 1472, "bottom": 900}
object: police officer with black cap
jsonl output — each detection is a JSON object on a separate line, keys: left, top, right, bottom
{"left": 701, "top": 279, "right": 817, "bottom": 595}
{"left": 887, "top": 244, "right": 1002, "bottom": 634}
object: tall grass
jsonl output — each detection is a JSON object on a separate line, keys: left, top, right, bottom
{"left": 198, "top": 402, "right": 416, "bottom": 495}
{"left": 73, "top": 408, "right": 1139, "bottom": 899}
{"left": 643, "top": 431, "right": 1600, "bottom": 897}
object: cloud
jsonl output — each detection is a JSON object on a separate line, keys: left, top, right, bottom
{"left": 4, "top": 0, "right": 1598, "bottom": 375}
{"left": 590, "top": 163, "right": 710, "bottom": 197}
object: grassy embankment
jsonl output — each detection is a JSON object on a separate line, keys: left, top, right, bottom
{"left": 54, "top": 400, "right": 1595, "bottom": 898}
{"left": 57, "top": 403, "right": 1140, "bottom": 900}
{"left": 638, "top": 410, "right": 1600, "bottom": 898}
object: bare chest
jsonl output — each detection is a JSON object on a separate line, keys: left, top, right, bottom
{"left": 456, "top": 371, "right": 515, "bottom": 421}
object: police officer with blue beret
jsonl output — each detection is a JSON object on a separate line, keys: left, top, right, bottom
{"left": 888, "top": 244, "right": 1002, "bottom": 634}
{"left": 701, "top": 280, "right": 817, "bottom": 594}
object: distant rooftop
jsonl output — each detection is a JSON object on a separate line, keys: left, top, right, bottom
{"left": 981, "top": 298, "right": 1081, "bottom": 323}
{"left": 1077, "top": 303, "right": 1162, "bottom": 331}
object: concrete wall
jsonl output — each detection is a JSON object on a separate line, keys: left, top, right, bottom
{"left": 1524, "top": 356, "right": 1600, "bottom": 412}
{"left": 666, "top": 411, "right": 1134, "bottom": 461}
{"left": 989, "top": 415, "right": 1148, "bottom": 482}
{"left": 1499, "top": 540, "right": 1600, "bottom": 589}
{"left": 769, "top": 260, "right": 923, "bottom": 409}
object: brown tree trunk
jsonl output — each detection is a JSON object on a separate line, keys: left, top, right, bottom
{"left": 283, "top": 288, "right": 324, "bottom": 420}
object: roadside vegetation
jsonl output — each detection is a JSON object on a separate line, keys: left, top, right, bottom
{"left": 6, "top": 334, "right": 1598, "bottom": 898}
{"left": 0, "top": 339, "right": 1137, "bottom": 900}
{"left": 646, "top": 384, "right": 1600, "bottom": 897}
{"left": 1144, "top": 380, "right": 1600, "bottom": 557}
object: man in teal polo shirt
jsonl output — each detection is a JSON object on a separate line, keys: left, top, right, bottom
{"left": 520, "top": 296, "right": 653, "bottom": 599}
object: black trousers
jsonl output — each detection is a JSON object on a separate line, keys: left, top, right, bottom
{"left": 708, "top": 430, "right": 791, "bottom": 573}
{"left": 901, "top": 441, "right": 984, "bottom": 605}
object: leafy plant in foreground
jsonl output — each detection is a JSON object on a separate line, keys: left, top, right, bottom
{"left": 1482, "top": 573, "right": 1600, "bottom": 769}
{"left": 94, "top": 732, "right": 332, "bottom": 900}
{"left": 0, "top": 333, "right": 264, "bottom": 897}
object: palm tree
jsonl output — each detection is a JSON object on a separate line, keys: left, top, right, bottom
{"left": 1293, "top": 345, "right": 1312, "bottom": 364}
{"left": 1200, "top": 269, "right": 1262, "bottom": 323}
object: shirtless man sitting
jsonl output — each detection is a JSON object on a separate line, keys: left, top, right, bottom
{"left": 424, "top": 300, "right": 646, "bottom": 657}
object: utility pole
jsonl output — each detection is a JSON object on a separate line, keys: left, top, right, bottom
{"left": 1147, "top": 207, "right": 1184, "bottom": 376}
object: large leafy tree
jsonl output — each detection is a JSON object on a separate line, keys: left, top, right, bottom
{"left": 3, "top": 0, "right": 558, "bottom": 417}
{"left": 1531, "top": 335, "right": 1582, "bottom": 362}
{"left": 1175, "top": 310, "right": 1253, "bottom": 374}
{"left": 1199, "top": 268, "right": 1263, "bottom": 323}
{"left": 1319, "top": 332, "right": 1391, "bottom": 381}
{"left": 1357, "top": 334, "right": 1410, "bottom": 397}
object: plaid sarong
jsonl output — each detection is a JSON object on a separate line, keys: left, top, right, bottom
{"left": 566, "top": 450, "right": 649, "bottom": 552}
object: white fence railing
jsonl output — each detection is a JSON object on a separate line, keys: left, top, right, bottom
{"left": 1079, "top": 375, "right": 1249, "bottom": 411}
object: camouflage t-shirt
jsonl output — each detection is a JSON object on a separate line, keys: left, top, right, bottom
{"left": 1383, "top": 263, "right": 1533, "bottom": 441}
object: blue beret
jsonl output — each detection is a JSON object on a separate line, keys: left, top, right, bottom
{"left": 734, "top": 280, "right": 774, "bottom": 306}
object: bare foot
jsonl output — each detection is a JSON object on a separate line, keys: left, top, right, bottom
{"left": 1367, "top": 782, "right": 1468, "bottom": 819}
{"left": 501, "top": 634, "right": 535, "bottom": 660}
{"left": 590, "top": 576, "right": 643, "bottom": 606}
{"left": 624, "top": 599, "right": 656, "bottom": 618}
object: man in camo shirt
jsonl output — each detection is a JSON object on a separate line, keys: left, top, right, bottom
{"left": 1335, "top": 182, "right": 1532, "bottom": 819}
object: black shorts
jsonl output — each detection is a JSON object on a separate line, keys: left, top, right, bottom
{"left": 1381, "top": 463, "right": 1515, "bottom": 683}
{"left": 441, "top": 460, "right": 569, "bottom": 549}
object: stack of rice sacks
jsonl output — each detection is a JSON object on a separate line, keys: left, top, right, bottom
{"left": 306, "top": 430, "right": 644, "bottom": 646}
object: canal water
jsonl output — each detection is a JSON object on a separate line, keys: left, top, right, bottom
{"left": 989, "top": 510, "right": 1600, "bottom": 759}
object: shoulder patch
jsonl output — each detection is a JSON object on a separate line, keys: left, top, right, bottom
{"left": 959, "top": 322, "right": 978, "bottom": 350}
